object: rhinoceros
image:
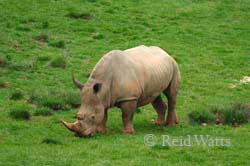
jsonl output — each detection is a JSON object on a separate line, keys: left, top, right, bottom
{"left": 62, "top": 45, "right": 180, "bottom": 137}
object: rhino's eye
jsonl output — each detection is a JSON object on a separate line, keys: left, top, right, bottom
{"left": 77, "top": 116, "right": 83, "bottom": 120}
{"left": 77, "top": 114, "right": 84, "bottom": 120}
{"left": 91, "top": 114, "right": 95, "bottom": 120}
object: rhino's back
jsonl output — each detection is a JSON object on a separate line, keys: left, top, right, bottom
{"left": 109, "top": 45, "right": 177, "bottom": 106}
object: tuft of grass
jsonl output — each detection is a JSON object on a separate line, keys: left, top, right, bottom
{"left": 29, "top": 90, "right": 76, "bottom": 111}
{"left": 213, "top": 103, "right": 250, "bottom": 125}
{"left": 8, "top": 60, "right": 35, "bottom": 71}
{"left": 189, "top": 103, "right": 250, "bottom": 125}
{"left": 63, "top": 90, "right": 81, "bottom": 108}
{"left": 41, "top": 138, "right": 62, "bottom": 145}
{"left": 152, "top": 144, "right": 170, "bottom": 150}
{"left": 87, "top": 0, "right": 97, "bottom": 2}
{"left": 9, "top": 110, "right": 31, "bottom": 120}
{"left": 49, "top": 56, "right": 67, "bottom": 68}
{"left": 19, "top": 17, "right": 35, "bottom": 24}
{"left": 188, "top": 110, "right": 215, "bottom": 124}
{"left": 66, "top": 11, "right": 92, "bottom": 20}
{"left": 33, "top": 107, "right": 53, "bottom": 116}
{"left": 41, "top": 21, "right": 49, "bottom": 29}
{"left": 16, "top": 25, "right": 31, "bottom": 31}
{"left": 9, "top": 103, "right": 31, "bottom": 120}
{"left": 37, "top": 55, "right": 50, "bottom": 62}
{"left": 48, "top": 40, "right": 65, "bottom": 48}
{"left": 9, "top": 89, "right": 25, "bottom": 100}
{"left": 135, "top": 108, "right": 142, "bottom": 114}
{"left": 40, "top": 97, "right": 66, "bottom": 111}
{"left": 92, "top": 33, "right": 104, "bottom": 40}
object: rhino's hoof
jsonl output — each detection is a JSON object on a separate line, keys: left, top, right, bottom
{"left": 155, "top": 120, "right": 165, "bottom": 126}
{"left": 97, "top": 127, "right": 107, "bottom": 134}
{"left": 122, "top": 129, "right": 135, "bottom": 134}
{"left": 166, "top": 116, "right": 179, "bottom": 126}
{"left": 166, "top": 122, "right": 176, "bottom": 126}
{"left": 165, "top": 120, "right": 177, "bottom": 126}
{"left": 175, "top": 117, "right": 179, "bottom": 124}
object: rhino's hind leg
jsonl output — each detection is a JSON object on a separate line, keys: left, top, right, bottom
{"left": 97, "top": 109, "right": 108, "bottom": 133}
{"left": 164, "top": 71, "right": 180, "bottom": 126}
{"left": 164, "top": 90, "right": 178, "bottom": 126}
{"left": 152, "top": 96, "right": 166, "bottom": 126}
{"left": 120, "top": 101, "right": 137, "bottom": 134}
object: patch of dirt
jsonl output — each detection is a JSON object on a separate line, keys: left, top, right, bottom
{"left": 67, "top": 12, "right": 92, "bottom": 20}
{"left": 82, "top": 15, "right": 92, "bottom": 20}
{"left": 51, "top": 105, "right": 61, "bottom": 111}
{"left": 0, "top": 58, "right": 5, "bottom": 66}
{"left": 240, "top": 76, "right": 250, "bottom": 83}
{"left": 0, "top": 81, "right": 10, "bottom": 89}
{"left": 13, "top": 41, "right": 22, "bottom": 51}
{"left": 35, "top": 34, "right": 49, "bottom": 43}
{"left": 215, "top": 112, "right": 223, "bottom": 125}
{"left": 232, "top": 122, "right": 240, "bottom": 128}
{"left": 84, "top": 58, "right": 91, "bottom": 64}
{"left": 19, "top": 76, "right": 28, "bottom": 80}
{"left": 111, "top": 130, "right": 116, "bottom": 134}
{"left": 24, "top": 21, "right": 34, "bottom": 26}
{"left": 241, "top": 103, "right": 250, "bottom": 110}
{"left": 228, "top": 84, "right": 237, "bottom": 89}
{"left": 229, "top": 76, "right": 250, "bottom": 88}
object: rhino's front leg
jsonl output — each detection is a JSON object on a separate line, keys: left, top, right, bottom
{"left": 120, "top": 101, "right": 137, "bottom": 134}
{"left": 97, "top": 109, "right": 108, "bottom": 133}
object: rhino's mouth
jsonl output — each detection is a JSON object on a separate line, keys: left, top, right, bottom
{"left": 77, "top": 128, "right": 95, "bottom": 137}
{"left": 82, "top": 128, "right": 94, "bottom": 137}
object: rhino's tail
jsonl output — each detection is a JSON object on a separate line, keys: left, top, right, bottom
{"left": 166, "top": 62, "right": 181, "bottom": 98}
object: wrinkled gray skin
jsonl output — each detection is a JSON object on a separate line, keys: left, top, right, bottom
{"left": 62, "top": 45, "right": 181, "bottom": 137}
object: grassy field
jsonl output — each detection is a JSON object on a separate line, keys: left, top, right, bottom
{"left": 1, "top": 0, "right": 250, "bottom": 165}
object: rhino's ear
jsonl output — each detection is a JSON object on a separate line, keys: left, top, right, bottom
{"left": 93, "top": 83, "right": 102, "bottom": 93}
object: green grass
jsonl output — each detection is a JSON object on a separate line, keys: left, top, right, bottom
{"left": 8, "top": 102, "right": 32, "bottom": 120}
{"left": 28, "top": 89, "right": 80, "bottom": 110}
{"left": 41, "top": 138, "right": 62, "bottom": 145}
{"left": 0, "top": 57, "right": 6, "bottom": 67}
{"left": 188, "top": 110, "right": 215, "bottom": 124}
{"left": 9, "top": 89, "right": 25, "bottom": 100}
{"left": 33, "top": 107, "right": 53, "bottom": 116}
{"left": 213, "top": 103, "right": 250, "bottom": 125}
{"left": 48, "top": 40, "right": 65, "bottom": 48}
{"left": 188, "top": 103, "right": 250, "bottom": 125}
{"left": 0, "top": 0, "right": 250, "bottom": 165}
{"left": 0, "top": 79, "right": 10, "bottom": 89}
{"left": 49, "top": 56, "right": 67, "bottom": 68}
{"left": 34, "top": 33, "right": 49, "bottom": 42}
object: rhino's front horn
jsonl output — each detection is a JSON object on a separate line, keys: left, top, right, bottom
{"left": 61, "top": 120, "right": 79, "bottom": 133}
{"left": 72, "top": 74, "right": 84, "bottom": 90}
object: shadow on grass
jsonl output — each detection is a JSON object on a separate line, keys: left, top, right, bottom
{"left": 41, "top": 138, "right": 62, "bottom": 145}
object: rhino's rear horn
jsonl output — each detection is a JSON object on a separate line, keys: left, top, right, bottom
{"left": 72, "top": 74, "right": 84, "bottom": 90}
